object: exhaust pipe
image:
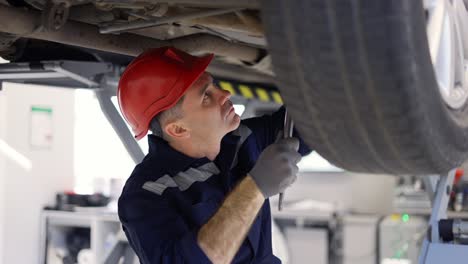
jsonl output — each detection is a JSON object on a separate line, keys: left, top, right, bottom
{"left": 0, "top": 4, "right": 261, "bottom": 62}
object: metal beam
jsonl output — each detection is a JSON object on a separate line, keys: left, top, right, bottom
{"left": 0, "top": 4, "right": 261, "bottom": 62}
{"left": 95, "top": 87, "right": 144, "bottom": 164}
{"left": 100, "top": 7, "right": 245, "bottom": 34}
{"left": 0, "top": 61, "right": 113, "bottom": 88}
{"left": 418, "top": 169, "right": 456, "bottom": 263}
{"left": 157, "top": 0, "right": 259, "bottom": 9}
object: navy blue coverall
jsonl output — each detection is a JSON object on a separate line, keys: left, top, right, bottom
{"left": 118, "top": 106, "right": 311, "bottom": 264}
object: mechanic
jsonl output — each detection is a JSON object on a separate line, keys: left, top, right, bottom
{"left": 117, "top": 46, "right": 311, "bottom": 264}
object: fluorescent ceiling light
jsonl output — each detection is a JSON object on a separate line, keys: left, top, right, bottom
{"left": 0, "top": 139, "right": 32, "bottom": 171}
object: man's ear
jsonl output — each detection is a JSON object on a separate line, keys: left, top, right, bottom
{"left": 164, "top": 121, "right": 190, "bottom": 139}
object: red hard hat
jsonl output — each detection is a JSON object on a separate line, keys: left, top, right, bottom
{"left": 117, "top": 47, "right": 214, "bottom": 140}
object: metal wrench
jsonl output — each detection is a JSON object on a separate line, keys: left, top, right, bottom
{"left": 278, "top": 110, "right": 294, "bottom": 211}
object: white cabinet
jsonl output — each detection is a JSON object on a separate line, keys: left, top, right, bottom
{"left": 39, "top": 210, "right": 134, "bottom": 264}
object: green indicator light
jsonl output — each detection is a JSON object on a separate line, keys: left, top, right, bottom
{"left": 402, "top": 213, "right": 410, "bottom": 223}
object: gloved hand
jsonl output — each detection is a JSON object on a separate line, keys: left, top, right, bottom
{"left": 249, "top": 138, "right": 302, "bottom": 198}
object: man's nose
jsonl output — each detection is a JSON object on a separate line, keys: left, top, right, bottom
{"left": 218, "top": 88, "right": 232, "bottom": 105}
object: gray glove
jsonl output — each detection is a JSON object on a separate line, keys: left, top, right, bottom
{"left": 249, "top": 138, "right": 302, "bottom": 198}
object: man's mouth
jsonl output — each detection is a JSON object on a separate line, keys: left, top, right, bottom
{"left": 223, "top": 101, "right": 234, "bottom": 119}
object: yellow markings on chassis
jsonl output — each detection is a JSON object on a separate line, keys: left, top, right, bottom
{"left": 217, "top": 79, "right": 283, "bottom": 104}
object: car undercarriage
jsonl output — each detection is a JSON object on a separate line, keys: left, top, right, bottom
{"left": 2, "top": 0, "right": 468, "bottom": 175}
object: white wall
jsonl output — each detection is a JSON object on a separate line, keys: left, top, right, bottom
{"left": 0, "top": 83, "right": 75, "bottom": 264}
{"left": 0, "top": 87, "right": 6, "bottom": 264}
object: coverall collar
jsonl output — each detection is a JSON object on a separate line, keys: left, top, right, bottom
{"left": 147, "top": 134, "right": 212, "bottom": 176}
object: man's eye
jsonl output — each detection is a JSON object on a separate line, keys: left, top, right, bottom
{"left": 203, "top": 92, "right": 210, "bottom": 101}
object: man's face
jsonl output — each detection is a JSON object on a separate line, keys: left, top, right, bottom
{"left": 179, "top": 72, "right": 241, "bottom": 140}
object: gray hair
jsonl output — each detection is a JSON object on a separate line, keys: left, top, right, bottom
{"left": 149, "top": 95, "right": 185, "bottom": 140}
{"left": 149, "top": 117, "right": 164, "bottom": 138}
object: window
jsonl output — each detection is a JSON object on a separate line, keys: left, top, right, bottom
{"left": 73, "top": 90, "right": 146, "bottom": 194}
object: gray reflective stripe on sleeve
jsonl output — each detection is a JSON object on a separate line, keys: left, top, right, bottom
{"left": 142, "top": 162, "right": 220, "bottom": 195}
{"left": 142, "top": 175, "right": 177, "bottom": 195}
{"left": 230, "top": 124, "right": 252, "bottom": 169}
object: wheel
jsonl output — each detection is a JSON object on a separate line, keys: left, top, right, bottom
{"left": 261, "top": 0, "right": 468, "bottom": 174}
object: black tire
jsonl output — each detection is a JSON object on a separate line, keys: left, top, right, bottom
{"left": 261, "top": 0, "right": 468, "bottom": 175}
